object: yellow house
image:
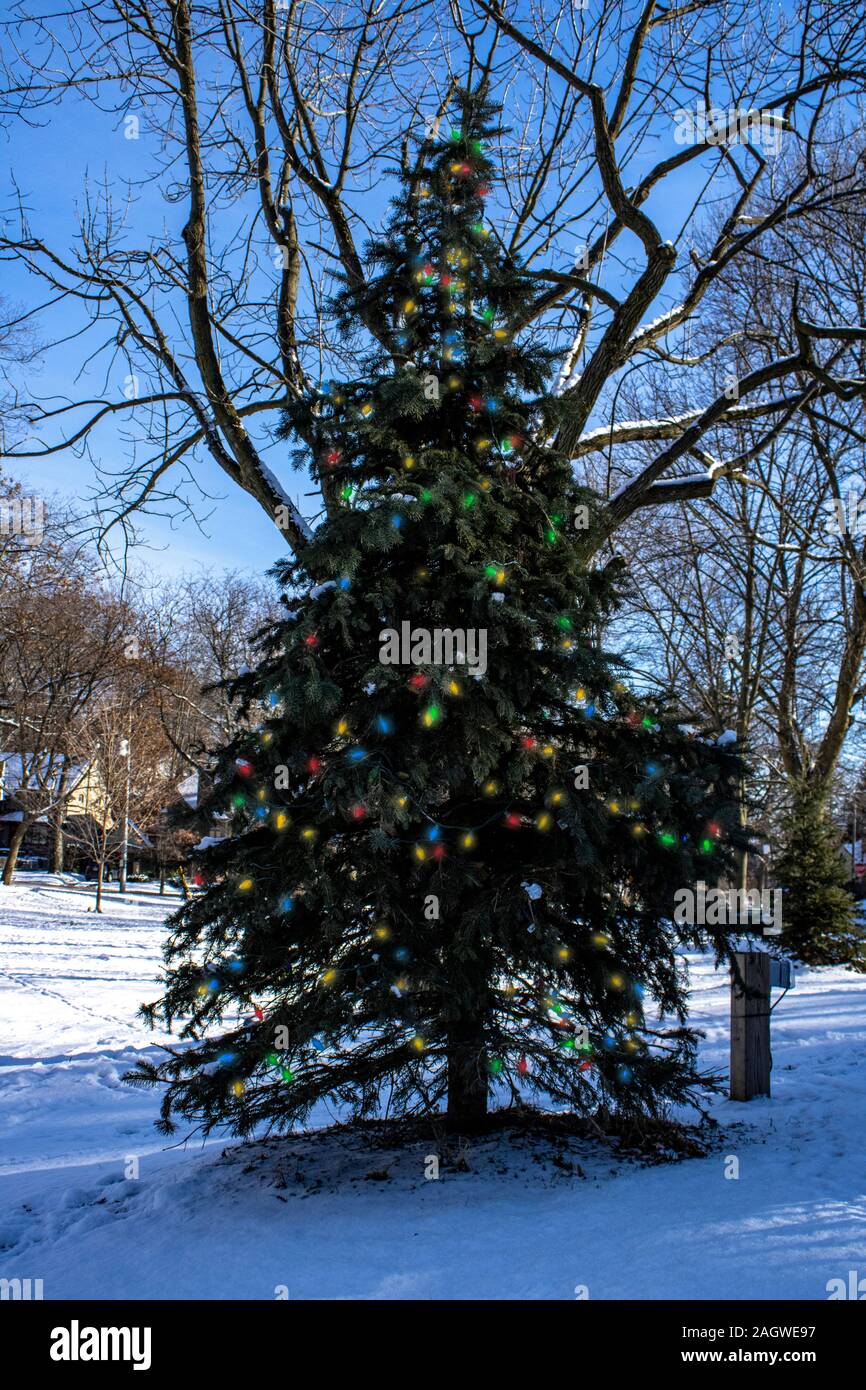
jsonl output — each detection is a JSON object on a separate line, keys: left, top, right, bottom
{"left": 0, "top": 754, "right": 113, "bottom": 829}
{"left": 64, "top": 762, "right": 114, "bottom": 828}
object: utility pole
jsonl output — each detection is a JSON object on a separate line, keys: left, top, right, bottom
{"left": 119, "top": 631, "right": 140, "bottom": 895}
{"left": 119, "top": 716, "right": 131, "bottom": 894}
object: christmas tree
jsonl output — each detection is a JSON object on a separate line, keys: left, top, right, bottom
{"left": 131, "top": 89, "right": 746, "bottom": 1136}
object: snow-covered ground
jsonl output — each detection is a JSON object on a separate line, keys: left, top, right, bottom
{"left": 1, "top": 873, "right": 865, "bottom": 1300}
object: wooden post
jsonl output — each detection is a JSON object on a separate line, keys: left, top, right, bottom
{"left": 730, "top": 951, "right": 771, "bottom": 1100}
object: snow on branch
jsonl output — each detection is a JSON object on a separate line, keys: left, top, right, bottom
{"left": 572, "top": 395, "right": 801, "bottom": 458}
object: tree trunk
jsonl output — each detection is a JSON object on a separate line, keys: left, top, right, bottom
{"left": 50, "top": 764, "right": 70, "bottom": 874}
{"left": 2, "top": 819, "right": 29, "bottom": 885}
{"left": 159, "top": 865, "right": 166, "bottom": 895}
{"left": 95, "top": 860, "right": 104, "bottom": 913}
{"left": 446, "top": 1020, "right": 488, "bottom": 1132}
{"left": 50, "top": 809, "right": 65, "bottom": 874}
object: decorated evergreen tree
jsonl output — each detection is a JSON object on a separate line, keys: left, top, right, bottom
{"left": 777, "top": 783, "right": 861, "bottom": 967}
{"left": 131, "top": 89, "right": 746, "bottom": 1136}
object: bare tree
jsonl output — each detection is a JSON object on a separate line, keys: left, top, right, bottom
{"left": 0, "top": 291, "right": 40, "bottom": 452}
{"left": 614, "top": 164, "right": 866, "bottom": 873}
{"left": 63, "top": 694, "right": 173, "bottom": 909}
{"left": 0, "top": 1, "right": 864, "bottom": 565}
{"left": 0, "top": 546, "right": 132, "bottom": 882}
{"left": 139, "top": 568, "right": 280, "bottom": 776}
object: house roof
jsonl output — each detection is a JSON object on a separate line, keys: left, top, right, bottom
{"left": 107, "top": 818, "right": 154, "bottom": 850}
{"left": 176, "top": 771, "right": 201, "bottom": 807}
{"left": 0, "top": 753, "right": 90, "bottom": 793}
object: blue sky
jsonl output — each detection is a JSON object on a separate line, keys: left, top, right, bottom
{"left": 4, "top": 90, "right": 310, "bottom": 579}
{"left": 0, "top": 11, "right": 784, "bottom": 584}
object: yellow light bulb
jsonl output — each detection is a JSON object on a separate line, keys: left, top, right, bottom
{"left": 403, "top": 300, "right": 415, "bottom": 314}
{"left": 448, "top": 680, "right": 461, "bottom": 695}
{"left": 411, "top": 1036, "right": 425, "bottom": 1051}
{"left": 322, "top": 969, "right": 337, "bottom": 985}
{"left": 275, "top": 812, "right": 288, "bottom": 831}
{"left": 403, "top": 456, "right": 415, "bottom": 469}
{"left": 414, "top": 845, "right": 426, "bottom": 861}
{"left": 231, "top": 1081, "right": 244, "bottom": 1097}
{"left": 238, "top": 878, "right": 253, "bottom": 892}
{"left": 461, "top": 832, "right": 476, "bottom": 849}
